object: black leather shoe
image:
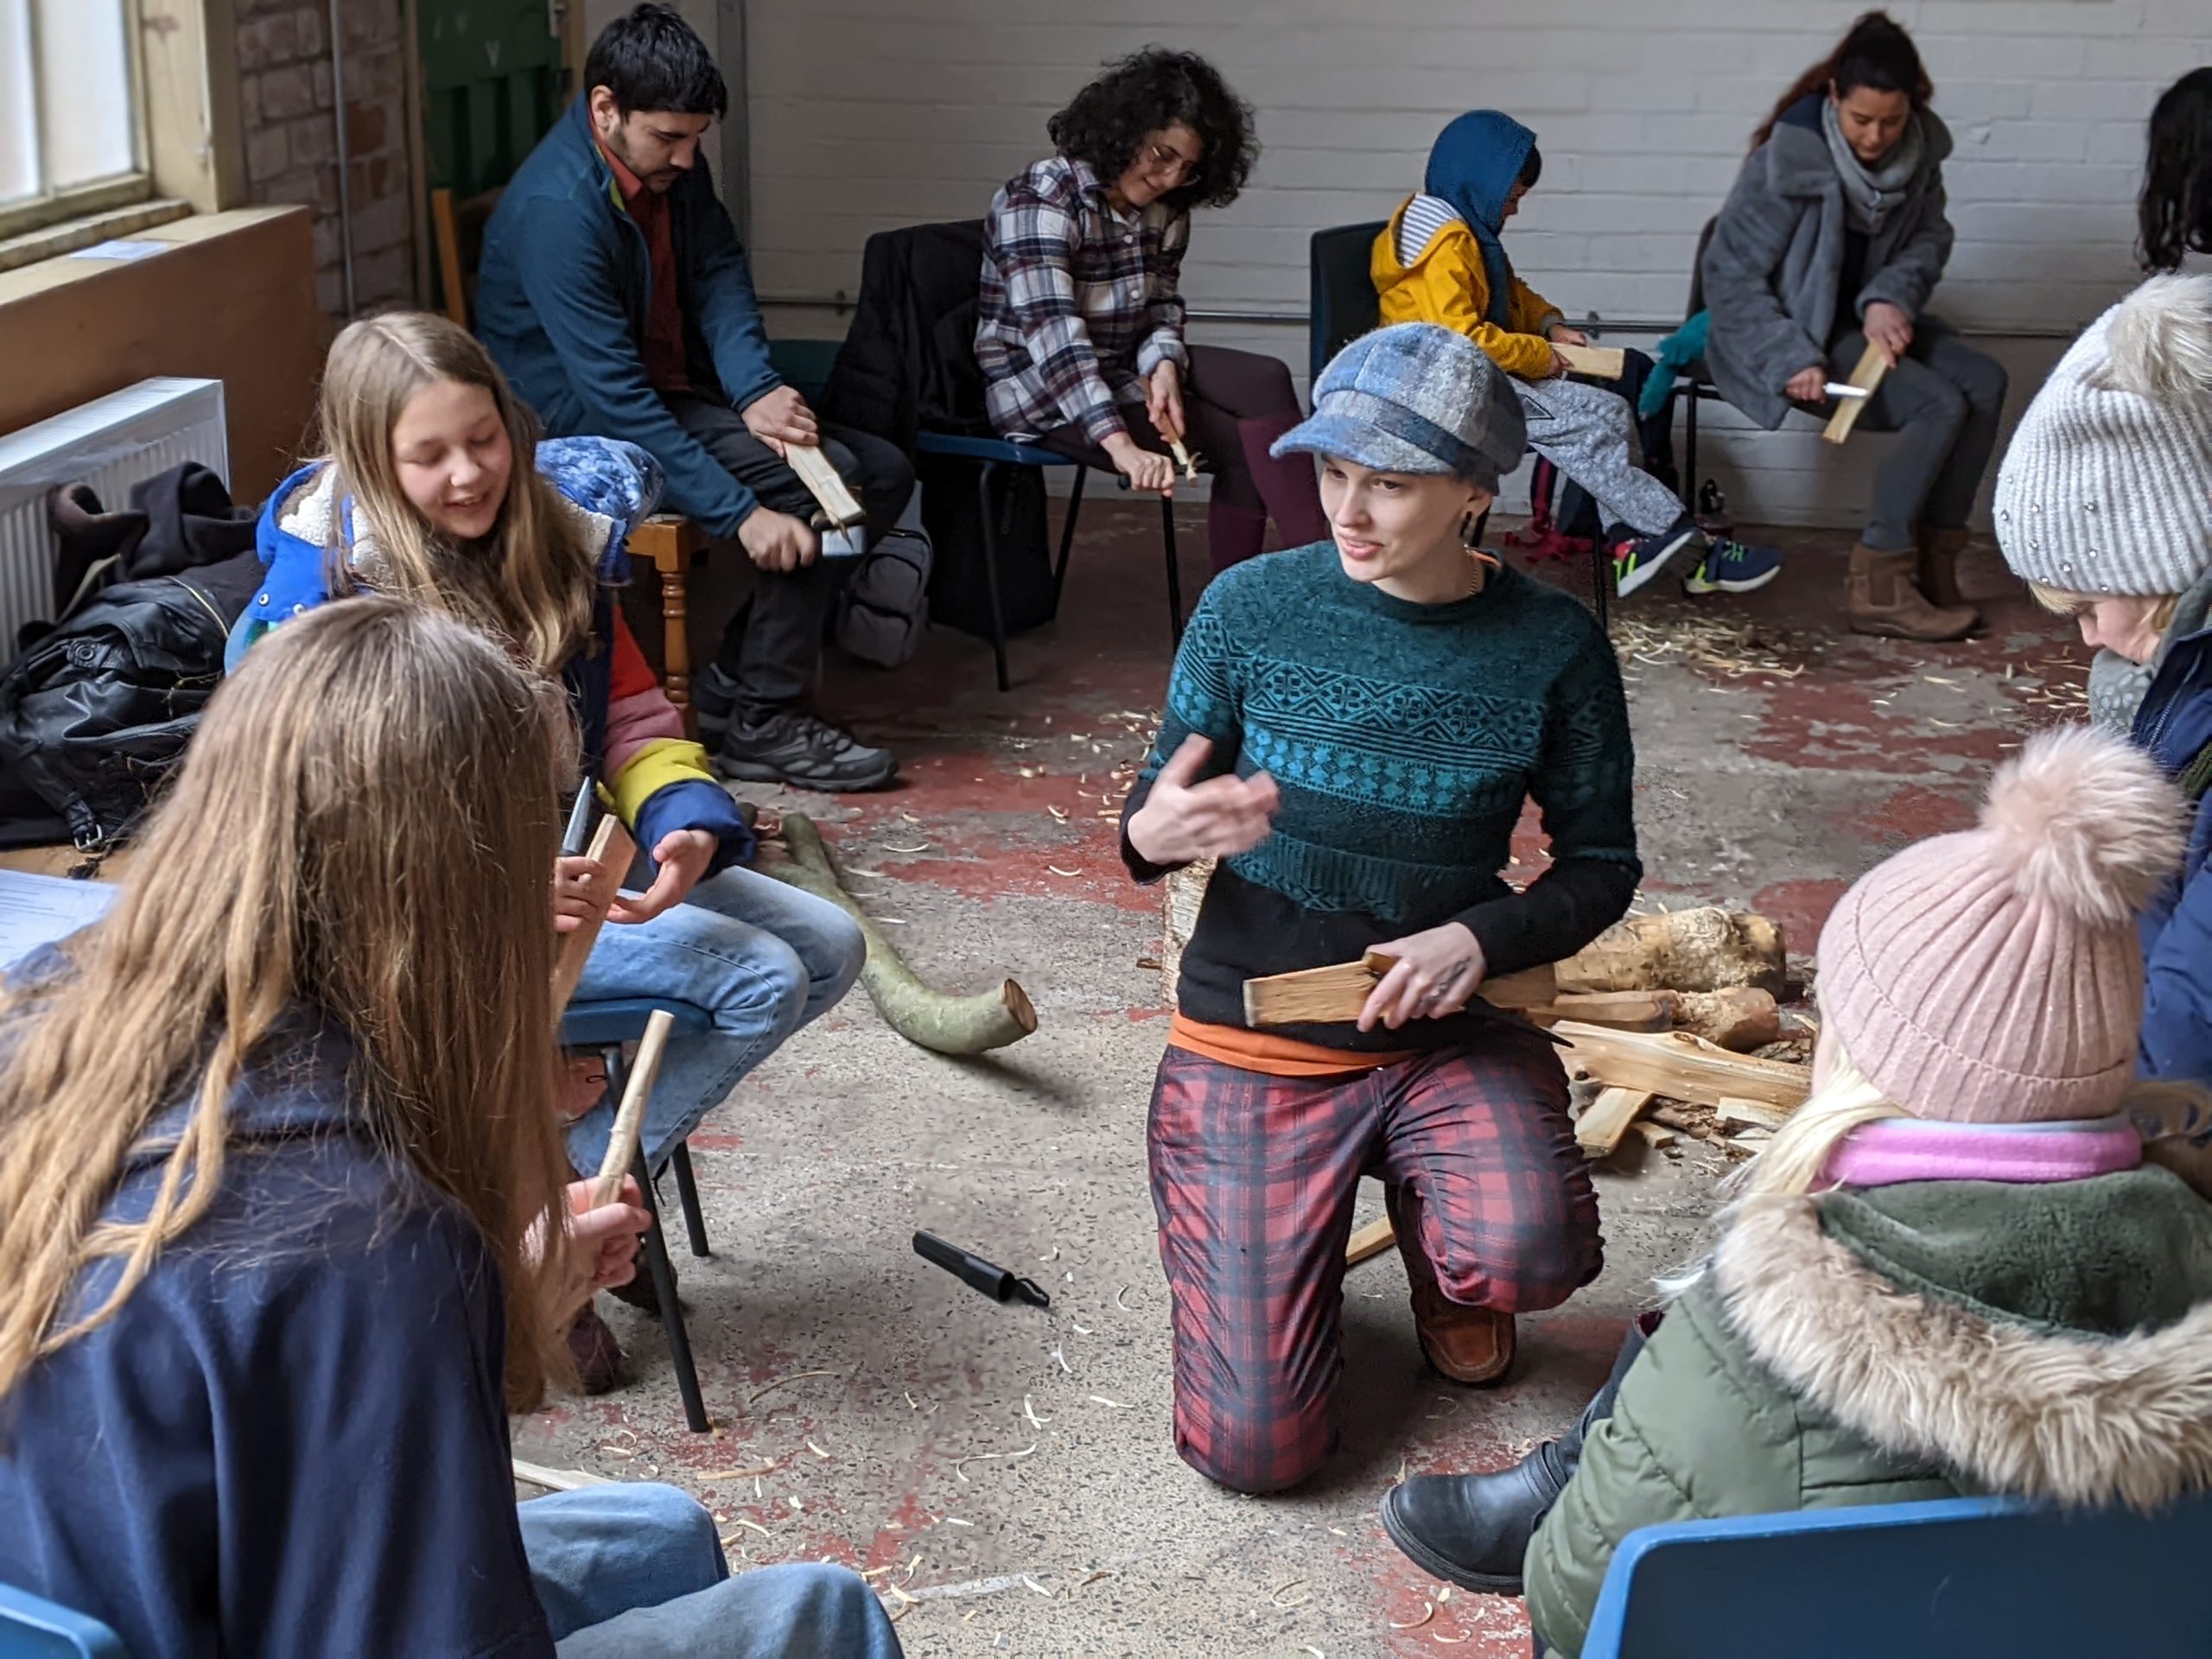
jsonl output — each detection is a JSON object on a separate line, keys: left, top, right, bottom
{"left": 1381, "top": 1452, "right": 1568, "bottom": 1594}
{"left": 715, "top": 709, "right": 899, "bottom": 792}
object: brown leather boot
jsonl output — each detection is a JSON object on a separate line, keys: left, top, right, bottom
{"left": 1848, "top": 542, "right": 1978, "bottom": 642}
{"left": 1915, "top": 526, "right": 1985, "bottom": 631}
{"left": 1388, "top": 1183, "right": 1517, "bottom": 1385}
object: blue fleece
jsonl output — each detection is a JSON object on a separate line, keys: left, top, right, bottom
{"left": 1425, "top": 111, "right": 1538, "bottom": 329}
{"left": 2134, "top": 622, "right": 2212, "bottom": 1086}
{"left": 474, "top": 97, "right": 781, "bottom": 540}
{"left": 0, "top": 997, "right": 559, "bottom": 1659}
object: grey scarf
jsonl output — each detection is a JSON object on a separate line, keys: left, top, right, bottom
{"left": 1821, "top": 99, "right": 1924, "bottom": 236}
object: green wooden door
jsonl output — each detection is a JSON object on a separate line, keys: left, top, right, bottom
{"left": 418, "top": 0, "right": 565, "bottom": 197}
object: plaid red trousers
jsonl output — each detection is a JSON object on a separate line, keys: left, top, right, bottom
{"left": 1148, "top": 1024, "right": 1603, "bottom": 1494}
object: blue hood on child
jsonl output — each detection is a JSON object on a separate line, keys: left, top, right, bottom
{"left": 1425, "top": 111, "right": 1537, "bottom": 328}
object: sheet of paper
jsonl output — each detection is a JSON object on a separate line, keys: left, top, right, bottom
{"left": 0, "top": 870, "right": 117, "bottom": 971}
{"left": 68, "top": 238, "right": 167, "bottom": 262}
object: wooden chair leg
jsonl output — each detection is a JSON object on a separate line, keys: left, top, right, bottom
{"left": 658, "top": 558, "right": 695, "bottom": 740}
{"left": 671, "top": 1142, "right": 710, "bottom": 1258}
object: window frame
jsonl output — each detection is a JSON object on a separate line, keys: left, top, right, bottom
{"left": 0, "top": 0, "right": 156, "bottom": 243}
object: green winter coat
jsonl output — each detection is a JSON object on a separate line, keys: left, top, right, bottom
{"left": 1526, "top": 1168, "right": 2212, "bottom": 1658}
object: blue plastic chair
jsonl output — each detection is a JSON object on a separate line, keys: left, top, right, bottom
{"left": 1306, "top": 221, "right": 1610, "bottom": 632}
{"left": 1580, "top": 1493, "right": 2212, "bottom": 1658}
{"left": 561, "top": 995, "right": 715, "bottom": 1433}
{"left": 0, "top": 1583, "right": 127, "bottom": 1658}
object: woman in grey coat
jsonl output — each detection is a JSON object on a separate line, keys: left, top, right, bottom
{"left": 1702, "top": 10, "right": 2006, "bottom": 643}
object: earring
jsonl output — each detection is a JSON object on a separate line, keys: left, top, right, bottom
{"left": 1460, "top": 512, "right": 1479, "bottom": 550}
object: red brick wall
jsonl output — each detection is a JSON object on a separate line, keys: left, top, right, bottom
{"left": 234, "top": 0, "right": 414, "bottom": 318}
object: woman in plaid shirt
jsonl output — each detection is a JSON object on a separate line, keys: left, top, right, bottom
{"left": 977, "top": 48, "right": 1325, "bottom": 574}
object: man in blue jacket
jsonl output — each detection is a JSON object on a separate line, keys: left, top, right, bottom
{"left": 477, "top": 3, "right": 909, "bottom": 791}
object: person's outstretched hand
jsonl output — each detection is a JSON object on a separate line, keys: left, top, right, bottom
{"left": 1127, "top": 735, "right": 1279, "bottom": 866}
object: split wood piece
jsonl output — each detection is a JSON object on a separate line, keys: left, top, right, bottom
{"left": 1161, "top": 857, "right": 1215, "bottom": 1007}
{"left": 1552, "top": 1021, "right": 1811, "bottom": 1110}
{"left": 1821, "top": 342, "right": 1889, "bottom": 445}
{"left": 512, "top": 1459, "right": 612, "bottom": 1492}
{"left": 1631, "top": 1119, "right": 1679, "bottom": 1148}
{"left": 550, "top": 815, "right": 635, "bottom": 1012}
{"left": 592, "top": 1007, "right": 677, "bottom": 1205}
{"left": 1533, "top": 991, "right": 1673, "bottom": 1033}
{"left": 1670, "top": 988, "right": 1782, "bottom": 1052}
{"left": 786, "top": 444, "right": 868, "bottom": 527}
{"left": 1556, "top": 907, "right": 1786, "bottom": 999}
{"left": 1716, "top": 1096, "right": 1789, "bottom": 1132}
{"left": 1167, "top": 435, "right": 1199, "bottom": 481}
{"left": 1577, "top": 1086, "right": 1658, "bottom": 1158}
{"left": 766, "top": 813, "right": 1038, "bottom": 1054}
{"left": 1243, "top": 953, "right": 1558, "bottom": 1027}
{"left": 1347, "top": 1216, "right": 1395, "bottom": 1267}
{"left": 1554, "top": 343, "right": 1628, "bottom": 379}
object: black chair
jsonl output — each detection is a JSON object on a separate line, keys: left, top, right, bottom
{"left": 1676, "top": 217, "right": 1735, "bottom": 512}
{"left": 823, "top": 219, "right": 1185, "bottom": 693}
{"left": 1306, "top": 222, "right": 1608, "bottom": 632}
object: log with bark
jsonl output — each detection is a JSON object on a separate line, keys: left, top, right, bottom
{"left": 766, "top": 813, "right": 1037, "bottom": 1055}
{"left": 1555, "top": 907, "right": 1788, "bottom": 998}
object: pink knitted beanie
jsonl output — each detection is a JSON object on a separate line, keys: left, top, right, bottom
{"left": 1817, "top": 727, "right": 2183, "bottom": 1123}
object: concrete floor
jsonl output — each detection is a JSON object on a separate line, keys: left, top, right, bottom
{"left": 518, "top": 505, "right": 2086, "bottom": 1656}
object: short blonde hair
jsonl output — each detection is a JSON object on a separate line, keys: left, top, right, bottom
{"left": 2028, "top": 582, "right": 2179, "bottom": 632}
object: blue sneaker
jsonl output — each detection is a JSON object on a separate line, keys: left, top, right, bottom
{"left": 1682, "top": 538, "right": 1782, "bottom": 595}
{"left": 1608, "top": 522, "right": 1700, "bottom": 597}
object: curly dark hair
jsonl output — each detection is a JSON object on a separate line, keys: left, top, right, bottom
{"left": 2142, "top": 68, "right": 2212, "bottom": 272}
{"left": 1047, "top": 48, "right": 1256, "bottom": 212}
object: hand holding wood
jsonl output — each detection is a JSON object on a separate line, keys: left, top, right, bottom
{"left": 1358, "top": 922, "right": 1488, "bottom": 1031}
{"left": 1127, "top": 735, "right": 1280, "bottom": 866}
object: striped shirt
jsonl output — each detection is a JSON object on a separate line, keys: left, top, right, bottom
{"left": 1396, "top": 194, "right": 1462, "bottom": 266}
{"left": 976, "top": 156, "right": 1191, "bottom": 444}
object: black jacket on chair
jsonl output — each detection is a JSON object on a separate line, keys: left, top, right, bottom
{"left": 820, "top": 220, "right": 995, "bottom": 456}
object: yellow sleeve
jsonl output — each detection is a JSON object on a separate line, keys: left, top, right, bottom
{"left": 1378, "top": 226, "right": 1557, "bottom": 381}
{"left": 1508, "top": 273, "right": 1564, "bottom": 337}
{"left": 607, "top": 736, "right": 720, "bottom": 827}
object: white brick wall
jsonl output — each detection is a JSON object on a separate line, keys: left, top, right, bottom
{"left": 735, "top": 0, "right": 2204, "bottom": 528}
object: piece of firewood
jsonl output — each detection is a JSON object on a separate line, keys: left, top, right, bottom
{"left": 592, "top": 1007, "right": 676, "bottom": 1205}
{"left": 1577, "top": 1085, "right": 1658, "bottom": 1157}
{"left": 1821, "top": 342, "right": 1889, "bottom": 445}
{"left": 1631, "top": 1119, "right": 1678, "bottom": 1148}
{"left": 1716, "top": 1095, "right": 1789, "bottom": 1131}
{"left": 765, "top": 813, "right": 1037, "bottom": 1054}
{"left": 1552, "top": 1021, "right": 1810, "bottom": 1110}
{"left": 1243, "top": 954, "right": 1558, "bottom": 1027}
{"left": 512, "top": 1459, "right": 612, "bottom": 1491}
{"left": 786, "top": 444, "right": 868, "bottom": 527}
{"left": 1532, "top": 991, "right": 1672, "bottom": 1032}
{"left": 1669, "top": 988, "right": 1782, "bottom": 1052}
{"left": 1346, "top": 1216, "right": 1395, "bottom": 1267}
{"left": 1162, "top": 858, "right": 1214, "bottom": 1007}
{"left": 1556, "top": 908, "right": 1786, "bottom": 998}
{"left": 1554, "top": 342, "right": 1627, "bottom": 379}
{"left": 551, "top": 816, "right": 634, "bottom": 1012}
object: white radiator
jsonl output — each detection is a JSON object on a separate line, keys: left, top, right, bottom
{"left": 0, "top": 378, "right": 230, "bottom": 666}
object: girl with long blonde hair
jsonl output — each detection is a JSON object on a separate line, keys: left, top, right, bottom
{"left": 229, "top": 310, "right": 866, "bottom": 1387}
{"left": 0, "top": 599, "right": 901, "bottom": 1658}
{"left": 1386, "top": 728, "right": 2212, "bottom": 1657}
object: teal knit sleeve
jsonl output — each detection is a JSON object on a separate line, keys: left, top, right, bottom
{"left": 1454, "top": 619, "right": 1641, "bottom": 973}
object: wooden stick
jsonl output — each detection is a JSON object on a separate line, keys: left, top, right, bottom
{"left": 1243, "top": 954, "right": 1558, "bottom": 1027}
{"left": 1716, "top": 1096, "right": 1790, "bottom": 1131}
{"left": 512, "top": 1459, "right": 612, "bottom": 1491}
{"left": 593, "top": 1007, "right": 677, "bottom": 1205}
{"left": 551, "top": 816, "right": 633, "bottom": 1013}
{"left": 786, "top": 444, "right": 868, "bottom": 527}
{"left": 1554, "top": 343, "right": 1627, "bottom": 379}
{"left": 1346, "top": 1216, "right": 1395, "bottom": 1267}
{"left": 1576, "top": 1085, "right": 1657, "bottom": 1158}
{"left": 1167, "top": 435, "right": 1199, "bottom": 480}
{"left": 1530, "top": 991, "right": 1673, "bottom": 1032}
{"left": 1821, "top": 342, "right": 1889, "bottom": 444}
{"left": 1552, "top": 1021, "right": 1810, "bottom": 1110}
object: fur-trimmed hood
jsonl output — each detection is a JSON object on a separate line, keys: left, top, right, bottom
{"left": 1713, "top": 1174, "right": 2212, "bottom": 1513}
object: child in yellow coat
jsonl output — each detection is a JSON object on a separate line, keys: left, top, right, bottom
{"left": 1377, "top": 111, "right": 1781, "bottom": 597}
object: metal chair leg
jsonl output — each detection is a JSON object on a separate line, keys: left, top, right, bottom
{"left": 975, "top": 461, "right": 1011, "bottom": 693}
{"left": 671, "top": 1141, "right": 709, "bottom": 1258}
{"left": 632, "top": 1147, "right": 709, "bottom": 1433}
{"left": 1591, "top": 541, "right": 1611, "bottom": 635}
{"left": 1160, "top": 495, "right": 1185, "bottom": 645}
{"left": 1052, "top": 465, "right": 1088, "bottom": 601}
{"left": 1685, "top": 387, "right": 1700, "bottom": 505}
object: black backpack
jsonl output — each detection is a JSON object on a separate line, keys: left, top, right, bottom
{"left": 0, "top": 465, "right": 259, "bottom": 850}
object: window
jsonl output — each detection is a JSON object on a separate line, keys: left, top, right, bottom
{"left": 0, "top": 0, "right": 147, "bottom": 240}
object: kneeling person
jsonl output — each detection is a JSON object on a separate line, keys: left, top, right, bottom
{"left": 1122, "top": 322, "right": 1637, "bottom": 1494}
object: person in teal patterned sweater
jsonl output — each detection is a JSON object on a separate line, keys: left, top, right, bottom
{"left": 1119, "top": 322, "right": 1640, "bottom": 1493}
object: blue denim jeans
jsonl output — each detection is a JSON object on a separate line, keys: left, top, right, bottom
{"left": 565, "top": 863, "right": 865, "bottom": 1176}
{"left": 519, "top": 1484, "right": 904, "bottom": 1656}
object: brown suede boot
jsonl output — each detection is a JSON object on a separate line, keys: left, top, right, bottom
{"left": 1388, "top": 1184, "right": 1517, "bottom": 1385}
{"left": 1847, "top": 542, "right": 1978, "bottom": 642}
{"left": 1915, "top": 526, "right": 1985, "bottom": 631}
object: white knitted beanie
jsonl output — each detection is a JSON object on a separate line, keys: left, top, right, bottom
{"left": 1993, "top": 273, "right": 2212, "bottom": 597}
